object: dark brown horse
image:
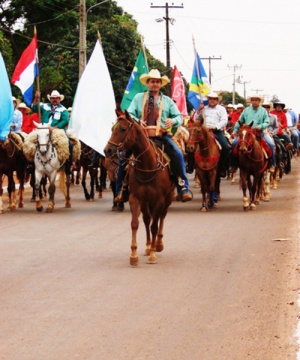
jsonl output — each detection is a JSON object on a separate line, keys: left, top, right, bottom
{"left": 236, "top": 123, "right": 268, "bottom": 210}
{"left": 0, "top": 132, "right": 26, "bottom": 213}
{"left": 187, "top": 120, "right": 220, "bottom": 211}
{"left": 104, "top": 111, "right": 175, "bottom": 266}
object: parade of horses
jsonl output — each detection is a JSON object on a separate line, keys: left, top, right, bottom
{"left": 1, "top": 1, "right": 300, "bottom": 359}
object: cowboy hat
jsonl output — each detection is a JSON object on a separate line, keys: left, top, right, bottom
{"left": 67, "top": 107, "right": 72, "bottom": 112}
{"left": 227, "top": 103, "right": 233, "bottom": 108}
{"left": 237, "top": 103, "right": 244, "bottom": 108}
{"left": 273, "top": 101, "right": 285, "bottom": 109}
{"left": 18, "top": 102, "right": 31, "bottom": 112}
{"left": 262, "top": 100, "right": 273, "bottom": 108}
{"left": 140, "top": 69, "right": 170, "bottom": 87}
{"left": 47, "top": 90, "right": 64, "bottom": 101}
{"left": 249, "top": 94, "right": 264, "bottom": 102}
{"left": 12, "top": 96, "right": 20, "bottom": 105}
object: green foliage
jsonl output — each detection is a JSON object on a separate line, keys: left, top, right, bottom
{"left": 0, "top": 30, "right": 13, "bottom": 73}
{"left": 219, "top": 91, "right": 246, "bottom": 106}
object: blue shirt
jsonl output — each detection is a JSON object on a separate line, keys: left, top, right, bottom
{"left": 11, "top": 109, "right": 23, "bottom": 133}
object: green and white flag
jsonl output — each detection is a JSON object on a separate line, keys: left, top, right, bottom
{"left": 120, "top": 50, "right": 148, "bottom": 111}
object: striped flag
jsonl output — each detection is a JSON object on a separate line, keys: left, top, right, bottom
{"left": 11, "top": 34, "right": 39, "bottom": 106}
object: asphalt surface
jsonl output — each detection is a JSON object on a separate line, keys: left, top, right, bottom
{"left": 0, "top": 163, "right": 300, "bottom": 360}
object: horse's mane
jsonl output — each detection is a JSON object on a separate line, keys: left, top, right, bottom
{"left": 199, "top": 124, "right": 216, "bottom": 148}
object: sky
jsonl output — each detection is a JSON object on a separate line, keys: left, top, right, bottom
{"left": 116, "top": 0, "right": 300, "bottom": 113}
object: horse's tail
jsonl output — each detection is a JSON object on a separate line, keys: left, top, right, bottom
{"left": 59, "top": 170, "right": 67, "bottom": 197}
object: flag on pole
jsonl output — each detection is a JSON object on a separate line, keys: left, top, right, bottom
{"left": 70, "top": 40, "right": 116, "bottom": 155}
{"left": 11, "top": 34, "right": 39, "bottom": 106}
{"left": 171, "top": 65, "right": 187, "bottom": 118}
{"left": 120, "top": 50, "right": 148, "bottom": 111}
{"left": 0, "top": 52, "right": 14, "bottom": 140}
{"left": 188, "top": 52, "right": 211, "bottom": 110}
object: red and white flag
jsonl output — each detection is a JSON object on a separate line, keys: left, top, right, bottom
{"left": 171, "top": 65, "right": 187, "bottom": 118}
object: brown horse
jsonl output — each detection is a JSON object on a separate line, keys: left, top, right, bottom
{"left": 236, "top": 123, "right": 268, "bottom": 210}
{"left": 187, "top": 120, "right": 220, "bottom": 211}
{"left": 104, "top": 111, "right": 175, "bottom": 266}
{"left": 0, "top": 132, "right": 26, "bottom": 213}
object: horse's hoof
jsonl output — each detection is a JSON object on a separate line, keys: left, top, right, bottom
{"left": 130, "top": 256, "right": 139, "bottom": 266}
{"left": 262, "top": 195, "right": 270, "bottom": 202}
{"left": 89, "top": 198, "right": 94, "bottom": 202}
{"left": 75, "top": 180, "right": 80, "bottom": 185}
{"left": 243, "top": 206, "right": 249, "bottom": 211}
{"left": 144, "top": 248, "right": 151, "bottom": 256}
{"left": 147, "top": 256, "right": 157, "bottom": 264}
{"left": 200, "top": 206, "right": 208, "bottom": 212}
{"left": 112, "top": 205, "right": 118, "bottom": 212}
{"left": 9, "top": 206, "right": 16, "bottom": 211}
{"left": 30, "top": 198, "right": 35, "bottom": 202}
{"left": 250, "top": 203, "right": 256, "bottom": 210}
{"left": 0, "top": 210, "right": 4, "bottom": 214}
{"left": 65, "top": 203, "right": 71, "bottom": 208}
{"left": 46, "top": 207, "right": 53, "bottom": 213}
{"left": 18, "top": 203, "right": 24, "bottom": 209}
{"left": 254, "top": 200, "right": 260, "bottom": 205}
{"left": 213, "top": 203, "right": 218, "bottom": 209}
{"left": 156, "top": 243, "right": 164, "bottom": 252}
{"left": 36, "top": 206, "right": 43, "bottom": 212}
{"left": 98, "top": 193, "right": 103, "bottom": 199}
{"left": 117, "top": 203, "right": 124, "bottom": 212}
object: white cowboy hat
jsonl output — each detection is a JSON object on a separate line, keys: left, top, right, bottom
{"left": 237, "top": 103, "right": 244, "bottom": 108}
{"left": 47, "top": 90, "right": 64, "bottom": 101}
{"left": 140, "top": 69, "right": 170, "bottom": 87}
{"left": 227, "top": 103, "right": 233, "bottom": 108}
{"left": 18, "top": 102, "right": 31, "bottom": 112}
{"left": 249, "top": 94, "right": 264, "bottom": 102}
{"left": 207, "top": 92, "right": 219, "bottom": 99}
{"left": 67, "top": 107, "right": 72, "bottom": 112}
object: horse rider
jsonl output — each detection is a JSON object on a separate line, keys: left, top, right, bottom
{"left": 261, "top": 101, "right": 278, "bottom": 168}
{"left": 284, "top": 106, "right": 299, "bottom": 151}
{"left": 230, "top": 94, "right": 275, "bottom": 172}
{"left": 270, "top": 101, "right": 293, "bottom": 150}
{"left": 32, "top": 90, "right": 72, "bottom": 173}
{"left": 11, "top": 97, "right": 23, "bottom": 134}
{"left": 116, "top": 69, "right": 192, "bottom": 202}
{"left": 195, "top": 92, "right": 230, "bottom": 177}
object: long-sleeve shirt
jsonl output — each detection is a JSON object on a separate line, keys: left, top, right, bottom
{"left": 195, "top": 104, "right": 228, "bottom": 130}
{"left": 287, "top": 110, "right": 297, "bottom": 128}
{"left": 11, "top": 109, "right": 23, "bottom": 133}
{"left": 270, "top": 110, "right": 287, "bottom": 132}
{"left": 267, "top": 113, "right": 279, "bottom": 136}
{"left": 234, "top": 106, "right": 269, "bottom": 133}
{"left": 128, "top": 92, "right": 182, "bottom": 134}
{"left": 31, "top": 103, "right": 69, "bottom": 129}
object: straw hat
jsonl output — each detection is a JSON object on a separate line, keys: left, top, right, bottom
{"left": 67, "top": 107, "right": 72, "bottom": 112}
{"left": 140, "top": 69, "right": 170, "bottom": 87}
{"left": 47, "top": 90, "right": 64, "bottom": 101}
{"left": 249, "top": 94, "right": 264, "bottom": 102}
{"left": 18, "top": 102, "right": 31, "bottom": 113}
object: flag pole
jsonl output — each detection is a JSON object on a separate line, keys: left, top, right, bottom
{"left": 140, "top": 36, "right": 149, "bottom": 71}
{"left": 34, "top": 26, "right": 42, "bottom": 123}
{"left": 192, "top": 35, "right": 206, "bottom": 123}
{"left": 97, "top": 30, "right": 102, "bottom": 47}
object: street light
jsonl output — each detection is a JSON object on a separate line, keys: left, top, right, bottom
{"left": 87, "top": 0, "right": 110, "bottom": 14}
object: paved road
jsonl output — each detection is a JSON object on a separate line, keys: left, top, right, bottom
{"left": 0, "top": 164, "right": 299, "bottom": 360}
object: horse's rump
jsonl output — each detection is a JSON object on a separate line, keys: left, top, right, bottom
{"left": 23, "top": 129, "right": 81, "bottom": 163}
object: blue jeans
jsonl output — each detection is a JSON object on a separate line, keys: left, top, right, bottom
{"left": 162, "top": 134, "right": 189, "bottom": 192}
{"left": 289, "top": 128, "right": 299, "bottom": 149}
{"left": 232, "top": 133, "right": 276, "bottom": 166}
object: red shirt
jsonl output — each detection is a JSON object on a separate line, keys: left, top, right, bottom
{"left": 270, "top": 110, "right": 287, "bottom": 134}
{"left": 231, "top": 112, "right": 241, "bottom": 125}
{"left": 21, "top": 113, "right": 40, "bottom": 133}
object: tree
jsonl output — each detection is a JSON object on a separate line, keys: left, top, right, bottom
{"left": 219, "top": 91, "right": 246, "bottom": 106}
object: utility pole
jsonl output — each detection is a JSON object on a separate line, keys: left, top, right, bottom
{"left": 228, "top": 64, "right": 242, "bottom": 105}
{"left": 79, "top": 0, "right": 87, "bottom": 79}
{"left": 150, "top": 2, "right": 184, "bottom": 82}
{"left": 236, "top": 76, "right": 251, "bottom": 99}
{"left": 201, "top": 56, "right": 222, "bottom": 83}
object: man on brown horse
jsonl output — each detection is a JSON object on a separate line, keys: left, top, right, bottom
{"left": 230, "top": 94, "right": 274, "bottom": 172}
{"left": 195, "top": 92, "right": 229, "bottom": 177}
{"left": 115, "top": 69, "right": 192, "bottom": 202}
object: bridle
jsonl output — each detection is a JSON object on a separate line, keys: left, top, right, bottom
{"left": 36, "top": 128, "right": 60, "bottom": 170}
{"left": 37, "top": 127, "right": 51, "bottom": 154}
{"left": 238, "top": 129, "right": 255, "bottom": 154}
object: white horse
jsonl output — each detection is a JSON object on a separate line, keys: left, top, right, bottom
{"left": 34, "top": 122, "right": 71, "bottom": 213}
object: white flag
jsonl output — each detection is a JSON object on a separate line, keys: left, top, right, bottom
{"left": 70, "top": 41, "right": 115, "bottom": 155}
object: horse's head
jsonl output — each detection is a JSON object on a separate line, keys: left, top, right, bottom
{"left": 187, "top": 120, "right": 206, "bottom": 152}
{"left": 238, "top": 122, "right": 254, "bottom": 153}
{"left": 104, "top": 110, "right": 136, "bottom": 158}
{"left": 35, "top": 122, "right": 51, "bottom": 156}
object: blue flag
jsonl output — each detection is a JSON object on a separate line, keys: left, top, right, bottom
{"left": 0, "top": 52, "right": 14, "bottom": 140}
{"left": 188, "top": 52, "right": 211, "bottom": 110}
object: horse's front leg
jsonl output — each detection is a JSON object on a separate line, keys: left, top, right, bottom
{"left": 35, "top": 170, "right": 43, "bottom": 212}
{"left": 46, "top": 172, "right": 56, "bottom": 213}
{"left": 89, "top": 168, "right": 95, "bottom": 201}
{"left": 199, "top": 172, "right": 208, "bottom": 212}
{"left": 81, "top": 167, "right": 89, "bottom": 200}
{"left": 148, "top": 204, "right": 163, "bottom": 264}
{"left": 18, "top": 176, "right": 25, "bottom": 209}
{"left": 129, "top": 195, "right": 141, "bottom": 266}
{"left": 65, "top": 173, "right": 71, "bottom": 208}
{"left": 240, "top": 170, "right": 249, "bottom": 210}
{"left": 141, "top": 204, "right": 151, "bottom": 256}
{"left": 7, "top": 173, "right": 16, "bottom": 210}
